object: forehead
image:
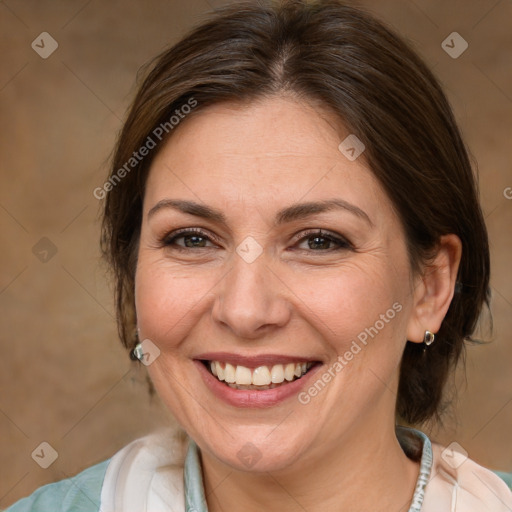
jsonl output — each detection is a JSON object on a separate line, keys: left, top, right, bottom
{"left": 144, "top": 96, "right": 388, "bottom": 221}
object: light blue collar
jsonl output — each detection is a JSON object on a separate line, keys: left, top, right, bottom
{"left": 184, "top": 426, "right": 433, "bottom": 512}
{"left": 184, "top": 437, "right": 209, "bottom": 512}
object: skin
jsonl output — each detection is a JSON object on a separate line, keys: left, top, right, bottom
{"left": 135, "top": 95, "right": 461, "bottom": 512}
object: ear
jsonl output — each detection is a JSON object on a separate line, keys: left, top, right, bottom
{"left": 406, "top": 234, "right": 462, "bottom": 343}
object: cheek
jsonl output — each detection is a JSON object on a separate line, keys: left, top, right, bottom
{"left": 291, "top": 260, "right": 408, "bottom": 351}
{"left": 134, "top": 254, "right": 214, "bottom": 348}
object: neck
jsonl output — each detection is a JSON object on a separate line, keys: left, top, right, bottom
{"left": 201, "top": 417, "right": 420, "bottom": 512}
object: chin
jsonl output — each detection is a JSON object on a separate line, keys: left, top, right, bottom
{"left": 198, "top": 427, "right": 310, "bottom": 473}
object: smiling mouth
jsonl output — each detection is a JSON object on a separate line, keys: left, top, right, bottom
{"left": 202, "top": 360, "right": 316, "bottom": 390}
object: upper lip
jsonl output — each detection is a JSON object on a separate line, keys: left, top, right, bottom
{"left": 195, "top": 352, "right": 321, "bottom": 369}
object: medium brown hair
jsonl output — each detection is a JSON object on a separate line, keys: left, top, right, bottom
{"left": 101, "top": 0, "right": 490, "bottom": 425}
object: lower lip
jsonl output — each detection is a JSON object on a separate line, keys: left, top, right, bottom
{"left": 194, "top": 360, "right": 322, "bottom": 408}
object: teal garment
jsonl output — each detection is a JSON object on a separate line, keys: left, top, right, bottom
{"left": 3, "top": 460, "right": 109, "bottom": 512}
{"left": 184, "top": 438, "right": 209, "bottom": 512}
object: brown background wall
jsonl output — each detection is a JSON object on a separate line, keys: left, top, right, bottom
{"left": 1, "top": 0, "right": 511, "bottom": 507}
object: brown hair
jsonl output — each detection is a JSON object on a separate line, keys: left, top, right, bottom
{"left": 101, "top": 0, "right": 490, "bottom": 425}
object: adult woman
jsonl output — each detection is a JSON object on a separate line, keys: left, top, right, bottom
{"left": 6, "top": 0, "right": 512, "bottom": 510}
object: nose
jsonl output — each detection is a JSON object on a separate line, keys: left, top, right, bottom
{"left": 211, "top": 252, "right": 292, "bottom": 340}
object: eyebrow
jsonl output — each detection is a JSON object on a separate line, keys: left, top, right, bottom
{"left": 147, "top": 198, "right": 373, "bottom": 226}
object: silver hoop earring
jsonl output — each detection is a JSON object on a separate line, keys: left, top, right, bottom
{"left": 423, "top": 330, "right": 435, "bottom": 346}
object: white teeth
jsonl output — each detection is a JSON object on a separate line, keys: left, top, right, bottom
{"left": 284, "top": 363, "right": 296, "bottom": 381}
{"left": 216, "top": 362, "right": 225, "bottom": 381}
{"left": 208, "top": 361, "right": 313, "bottom": 388}
{"left": 224, "top": 363, "right": 236, "bottom": 383}
{"left": 270, "top": 364, "right": 285, "bottom": 384}
{"left": 252, "top": 366, "right": 271, "bottom": 386}
{"left": 235, "top": 365, "right": 252, "bottom": 385}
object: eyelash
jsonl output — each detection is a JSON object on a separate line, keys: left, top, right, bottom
{"left": 160, "top": 228, "right": 353, "bottom": 253}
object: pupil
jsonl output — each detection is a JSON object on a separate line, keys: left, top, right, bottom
{"left": 185, "top": 235, "right": 206, "bottom": 248}
{"left": 309, "top": 236, "right": 330, "bottom": 250}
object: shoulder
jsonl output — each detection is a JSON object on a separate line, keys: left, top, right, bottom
{"left": 423, "top": 442, "right": 512, "bottom": 511}
{"left": 4, "top": 460, "right": 110, "bottom": 512}
{"left": 4, "top": 429, "right": 189, "bottom": 512}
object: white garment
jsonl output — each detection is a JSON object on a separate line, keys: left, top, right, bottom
{"left": 100, "top": 429, "right": 188, "bottom": 512}
{"left": 423, "top": 443, "right": 512, "bottom": 511}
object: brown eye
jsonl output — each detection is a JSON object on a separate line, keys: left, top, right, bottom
{"left": 162, "top": 228, "right": 216, "bottom": 249}
{"left": 294, "top": 230, "right": 352, "bottom": 252}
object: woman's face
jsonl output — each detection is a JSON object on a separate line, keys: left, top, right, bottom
{"left": 135, "top": 96, "right": 418, "bottom": 472}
